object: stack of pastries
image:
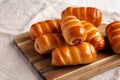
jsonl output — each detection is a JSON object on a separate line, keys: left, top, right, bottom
{"left": 30, "top": 7, "right": 120, "bottom": 67}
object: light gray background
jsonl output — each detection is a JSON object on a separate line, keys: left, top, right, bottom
{"left": 0, "top": 0, "right": 120, "bottom": 80}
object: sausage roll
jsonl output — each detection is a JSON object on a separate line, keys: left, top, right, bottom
{"left": 51, "top": 42, "right": 97, "bottom": 66}
{"left": 30, "top": 19, "right": 61, "bottom": 40}
{"left": 61, "top": 16, "right": 87, "bottom": 45}
{"left": 34, "top": 33, "right": 65, "bottom": 55}
{"left": 62, "top": 7, "right": 102, "bottom": 26}
{"left": 106, "top": 21, "right": 120, "bottom": 54}
{"left": 81, "top": 21, "right": 105, "bottom": 50}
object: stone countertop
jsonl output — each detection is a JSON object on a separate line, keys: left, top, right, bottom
{"left": 1, "top": 0, "right": 120, "bottom": 80}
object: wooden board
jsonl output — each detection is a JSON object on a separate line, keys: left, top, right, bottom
{"left": 14, "top": 24, "right": 120, "bottom": 80}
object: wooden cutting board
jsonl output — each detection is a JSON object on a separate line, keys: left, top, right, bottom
{"left": 14, "top": 24, "right": 120, "bottom": 80}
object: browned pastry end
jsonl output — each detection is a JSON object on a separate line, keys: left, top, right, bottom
{"left": 81, "top": 21, "right": 105, "bottom": 50}
{"left": 62, "top": 7, "right": 102, "bottom": 26}
{"left": 51, "top": 42, "right": 97, "bottom": 66}
{"left": 61, "top": 16, "right": 87, "bottom": 45}
{"left": 30, "top": 19, "right": 61, "bottom": 40}
{"left": 106, "top": 21, "right": 120, "bottom": 54}
{"left": 34, "top": 33, "right": 65, "bottom": 55}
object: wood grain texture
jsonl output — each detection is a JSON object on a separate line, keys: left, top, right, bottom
{"left": 14, "top": 24, "right": 120, "bottom": 80}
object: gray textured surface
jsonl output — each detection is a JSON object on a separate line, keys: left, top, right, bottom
{"left": 0, "top": 0, "right": 120, "bottom": 80}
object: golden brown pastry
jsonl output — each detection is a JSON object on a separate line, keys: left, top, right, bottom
{"left": 60, "top": 16, "right": 87, "bottom": 45}
{"left": 34, "top": 33, "right": 65, "bottom": 55}
{"left": 51, "top": 42, "right": 97, "bottom": 66}
{"left": 30, "top": 19, "right": 61, "bottom": 40}
{"left": 106, "top": 21, "right": 120, "bottom": 54}
{"left": 81, "top": 21, "right": 105, "bottom": 50}
{"left": 62, "top": 7, "right": 102, "bottom": 26}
